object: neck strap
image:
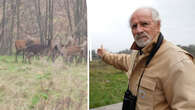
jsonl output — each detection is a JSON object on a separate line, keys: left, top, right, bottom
{"left": 136, "top": 33, "right": 163, "bottom": 94}
{"left": 127, "top": 33, "right": 164, "bottom": 94}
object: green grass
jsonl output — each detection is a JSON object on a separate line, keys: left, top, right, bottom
{"left": 90, "top": 60, "right": 128, "bottom": 108}
{"left": 0, "top": 55, "right": 87, "bottom": 110}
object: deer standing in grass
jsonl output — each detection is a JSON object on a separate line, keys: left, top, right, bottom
{"left": 24, "top": 39, "right": 63, "bottom": 64}
{"left": 23, "top": 39, "right": 52, "bottom": 64}
{"left": 47, "top": 37, "right": 64, "bottom": 62}
{"left": 61, "top": 40, "right": 87, "bottom": 64}
{"left": 15, "top": 39, "right": 40, "bottom": 63}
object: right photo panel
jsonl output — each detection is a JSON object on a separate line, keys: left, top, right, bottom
{"left": 88, "top": 0, "right": 195, "bottom": 110}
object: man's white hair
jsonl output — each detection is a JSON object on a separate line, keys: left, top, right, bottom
{"left": 130, "top": 7, "right": 161, "bottom": 24}
{"left": 148, "top": 7, "right": 161, "bottom": 22}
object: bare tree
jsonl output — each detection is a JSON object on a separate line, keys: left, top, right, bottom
{"left": 44, "top": 0, "right": 49, "bottom": 45}
{"left": 63, "top": 0, "right": 74, "bottom": 38}
{"left": 48, "top": 0, "right": 53, "bottom": 40}
{"left": 62, "top": 0, "right": 87, "bottom": 44}
{"left": 0, "top": 0, "right": 6, "bottom": 54}
{"left": 16, "top": 0, "right": 20, "bottom": 39}
{"left": 33, "top": 0, "right": 44, "bottom": 44}
{"left": 8, "top": 0, "right": 16, "bottom": 55}
{"left": 0, "top": 0, "right": 18, "bottom": 55}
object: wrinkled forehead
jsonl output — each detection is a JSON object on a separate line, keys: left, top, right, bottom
{"left": 130, "top": 9, "right": 153, "bottom": 24}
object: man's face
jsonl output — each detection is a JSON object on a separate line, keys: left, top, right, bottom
{"left": 130, "top": 9, "right": 160, "bottom": 48}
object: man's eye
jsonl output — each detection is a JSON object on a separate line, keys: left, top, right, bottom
{"left": 132, "top": 24, "right": 137, "bottom": 29}
{"left": 141, "top": 22, "right": 148, "bottom": 26}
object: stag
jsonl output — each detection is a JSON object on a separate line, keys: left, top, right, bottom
{"left": 47, "top": 44, "right": 63, "bottom": 62}
{"left": 24, "top": 39, "right": 61, "bottom": 64}
{"left": 47, "top": 37, "right": 64, "bottom": 62}
{"left": 59, "top": 39, "right": 87, "bottom": 64}
{"left": 61, "top": 46, "right": 83, "bottom": 63}
{"left": 15, "top": 39, "right": 40, "bottom": 62}
{"left": 65, "top": 36, "right": 78, "bottom": 48}
{"left": 24, "top": 44, "right": 48, "bottom": 64}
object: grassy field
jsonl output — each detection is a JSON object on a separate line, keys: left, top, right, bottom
{"left": 0, "top": 56, "right": 87, "bottom": 110}
{"left": 89, "top": 60, "right": 128, "bottom": 108}
{"left": 90, "top": 59, "right": 195, "bottom": 109}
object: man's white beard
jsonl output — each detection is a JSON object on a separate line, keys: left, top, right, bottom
{"left": 134, "top": 32, "right": 152, "bottom": 48}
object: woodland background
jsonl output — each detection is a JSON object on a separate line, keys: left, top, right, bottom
{"left": 0, "top": 0, "right": 87, "bottom": 55}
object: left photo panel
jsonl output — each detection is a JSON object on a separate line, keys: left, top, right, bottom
{"left": 0, "top": 0, "right": 88, "bottom": 110}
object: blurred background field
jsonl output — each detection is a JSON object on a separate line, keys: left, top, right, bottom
{"left": 0, "top": 56, "right": 87, "bottom": 110}
{"left": 89, "top": 47, "right": 195, "bottom": 109}
{"left": 89, "top": 60, "right": 127, "bottom": 109}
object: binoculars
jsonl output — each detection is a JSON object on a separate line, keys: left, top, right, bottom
{"left": 122, "top": 89, "right": 137, "bottom": 110}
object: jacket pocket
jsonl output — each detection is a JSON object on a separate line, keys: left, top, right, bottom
{"left": 136, "top": 77, "right": 156, "bottom": 110}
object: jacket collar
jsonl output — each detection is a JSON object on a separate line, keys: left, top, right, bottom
{"left": 130, "top": 33, "right": 161, "bottom": 55}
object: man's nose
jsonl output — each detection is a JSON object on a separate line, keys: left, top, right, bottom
{"left": 136, "top": 25, "right": 144, "bottom": 33}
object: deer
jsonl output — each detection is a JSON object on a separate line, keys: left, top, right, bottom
{"left": 61, "top": 46, "right": 84, "bottom": 63}
{"left": 65, "top": 36, "right": 78, "bottom": 48}
{"left": 15, "top": 39, "right": 40, "bottom": 63}
{"left": 60, "top": 40, "right": 87, "bottom": 64}
{"left": 24, "top": 39, "right": 62, "bottom": 64}
{"left": 47, "top": 37, "right": 64, "bottom": 62}
{"left": 24, "top": 44, "right": 48, "bottom": 64}
{"left": 47, "top": 44, "right": 64, "bottom": 62}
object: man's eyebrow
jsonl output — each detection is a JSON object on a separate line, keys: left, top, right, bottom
{"left": 141, "top": 22, "right": 149, "bottom": 24}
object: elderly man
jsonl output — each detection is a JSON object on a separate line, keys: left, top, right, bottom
{"left": 97, "top": 7, "right": 195, "bottom": 110}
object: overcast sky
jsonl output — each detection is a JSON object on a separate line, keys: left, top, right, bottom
{"left": 87, "top": 0, "right": 195, "bottom": 52}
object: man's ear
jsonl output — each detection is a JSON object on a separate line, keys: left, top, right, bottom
{"left": 156, "top": 20, "right": 161, "bottom": 31}
{"left": 157, "top": 20, "right": 161, "bottom": 28}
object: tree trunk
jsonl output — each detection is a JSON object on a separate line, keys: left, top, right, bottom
{"left": 44, "top": 0, "right": 49, "bottom": 45}
{"left": 63, "top": 0, "right": 74, "bottom": 38}
{"left": 47, "top": 0, "right": 53, "bottom": 47}
{"left": 9, "top": 0, "right": 16, "bottom": 55}
{"left": 16, "top": 0, "right": 20, "bottom": 40}
{"left": 0, "top": 0, "right": 6, "bottom": 55}
{"left": 34, "top": 0, "right": 44, "bottom": 45}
